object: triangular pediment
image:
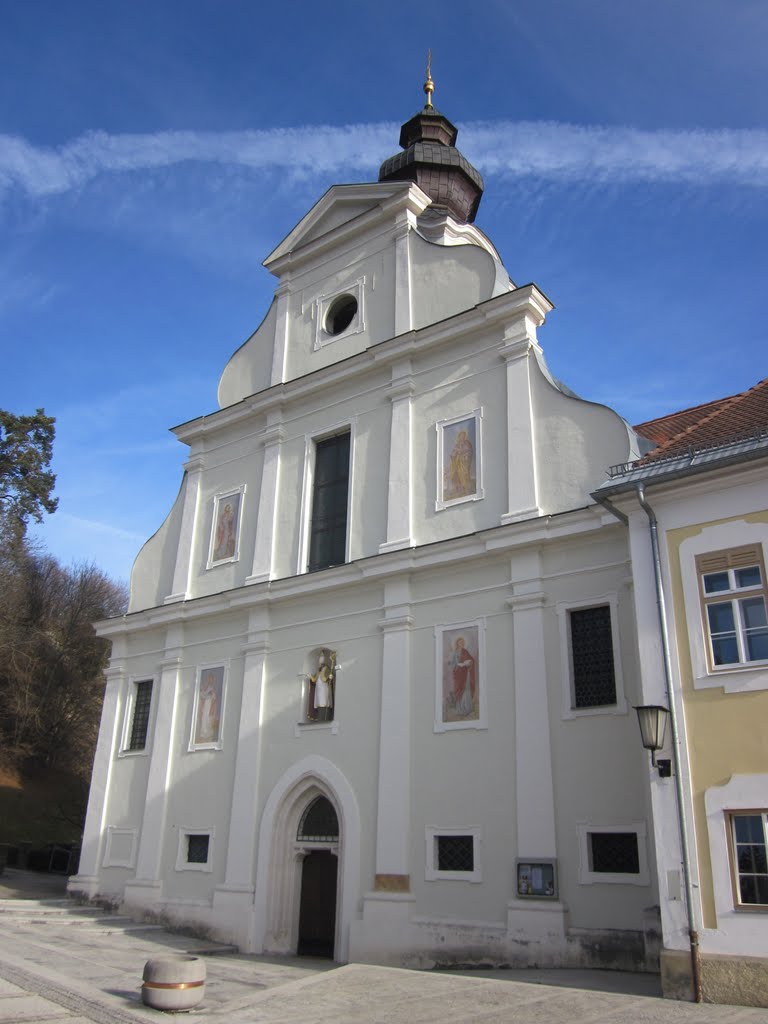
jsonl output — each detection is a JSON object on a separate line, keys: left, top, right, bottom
{"left": 264, "top": 181, "right": 426, "bottom": 270}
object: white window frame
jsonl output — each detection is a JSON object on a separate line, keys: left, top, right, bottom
{"left": 697, "top": 548, "right": 768, "bottom": 671}
{"left": 680, "top": 522, "right": 768, "bottom": 693}
{"left": 557, "top": 595, "right": 627, "bottom": 720}
{"left": 297, "top": 420, "right": 356, "bottom": 575}
{"left": 425, "top": 826, "right": 482, "bottom": 883}
{"left": 207, "top": 485, "right": 246, "bottom": 569}
{"left": 103, "top": 827, "right": 138, "bottom": 869}
{"left": 118, "top": 677, "right": 155, "bottom": 757}
{"left": 435, "top": 408, "right": 484, "bottom": 511}
{"left": 175, "top": 827, "right": 214, "bottom": 872}
{"left": 577, "top": 821, "right": 649, "bottom": 886}
{"left": 706, "top": 775, "right": 768, "bottom": 950}
{"left": 729, "top": 811, "right": 768, "bottom": 910}
{"left": 314, "top": 277, "right": 366, "bottom": 350}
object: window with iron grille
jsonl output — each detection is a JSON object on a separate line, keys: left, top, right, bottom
{"left": 577, "top": 822, "right": 648, "bottom": 885}
{"left": 425, "top": 827, "right": 481, "bottom": 881}
{"left": 308, "top": 433, "right": 350, "bottom": 572}
{"left": 697, "top": 547, "right": 768, "bottom": 669}
{"left": 186, "top": 834, "right": 210, "bottom": 864}
{"left": 297, "top": 797, "right": 339, "bottom": 842}
{"left": 127, "top": 680, "right": 153, "bottom": 751}
{"left": 437, "top": 835, "right": 474, "bottom": 873}
{"left": 569, "top": 605, "right": 617, "bottom": 708}
{"left": 730, "top": 813, "right": 768, "bottom": 907}
{"left": 589, "top": 832, "right": 640, "bottom": 874}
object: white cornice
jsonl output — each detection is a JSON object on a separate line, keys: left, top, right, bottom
{"left": 95, "top": 505, "right": 620, "bottom": 639}
{"left": 171, "top": 284, "right": 554, "bottom": 446}
{"left": 264, "top": 182, "right": 432, "bottom": 274}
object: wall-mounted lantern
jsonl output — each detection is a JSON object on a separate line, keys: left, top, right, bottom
{"left": 634, "top": 704, "right": 672, "bottom": 778}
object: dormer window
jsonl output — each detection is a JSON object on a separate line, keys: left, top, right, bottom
{"left": 315, "top": 279, "right": 365, "bottom": 349}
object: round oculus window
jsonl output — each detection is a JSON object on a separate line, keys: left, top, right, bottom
{"left": 325, "top": 294, "right": 357, "bottom": 336}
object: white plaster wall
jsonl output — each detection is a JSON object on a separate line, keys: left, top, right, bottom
{"left": 218, "top": 301, "right": 278, "bottom": 408}
{"left": 540, "top": 536, "right": 656, "bottom": 930}
{"left": 281, "top": 235, "right": 395, "bottom": 382}
{"left": 129, "top": 476, "right": 186, "bottom": 612}
{"left": 410, "top": 233, "right": 496, "bottom": 330}
{"left": 410, "top": 328, "right": 507, "bottom": 543}
{"left": 532, "top": 362, "right": 636, "bottom": 514}
{"left": 409, "top": 557, "right": 516, "bottom": 925}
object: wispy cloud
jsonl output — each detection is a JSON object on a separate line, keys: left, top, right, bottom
{"left": 1, "top": 120, "right": 767, "bottom": 200}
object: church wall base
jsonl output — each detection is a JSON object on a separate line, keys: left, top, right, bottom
{"left": 661, "top": 949, "right": 768, "bottom": 1007}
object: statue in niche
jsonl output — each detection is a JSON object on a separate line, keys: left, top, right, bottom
{"left": 307, "top": 649, "right": 336, "bottom": 722}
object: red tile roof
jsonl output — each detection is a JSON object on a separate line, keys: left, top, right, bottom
{"left": 634, "top": 377, "right": 768, "bottom": 463}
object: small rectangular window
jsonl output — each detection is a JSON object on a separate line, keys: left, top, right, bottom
{"left": 308, "top": 432, "right": 350, "bottom": 572}
{"left": 127, "top": 680, "right": 153, "bottom": 751}
{"left": 577, "top": 822, "right": 648, "bottom": 885}
{"left": 186, "top": 834, "right": 210, "bottom": 864}
{"left": 437, "top": 835, "right": 474, "bottom": 873}
{"left": 425, "top": 827, "right": 481, "bottom": 882}
{"left": 697, "top": 547, "right": 768, "bottom": 668}
{"left": 569, "top": 605, "right": 617, "bottom": 708}
{"left": 589, "top": 832, "right": 640, "bottom": 874}
{"left": 176, "top": 827, "right": 214, "bottom": 872}
{"left": 730, "top": 813, "right": 768, "bottom": 907}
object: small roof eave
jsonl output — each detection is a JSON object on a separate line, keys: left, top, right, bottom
{"left": 592, "top": 433, "right": 768, "bottom": 500}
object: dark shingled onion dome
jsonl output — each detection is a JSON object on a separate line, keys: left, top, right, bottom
{"left": 378, "top": 106, "right": 484, "bottom": 224}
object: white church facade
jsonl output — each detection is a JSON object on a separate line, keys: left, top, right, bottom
{"left": 71, "top": 85, "right": 662, "bottom": 972}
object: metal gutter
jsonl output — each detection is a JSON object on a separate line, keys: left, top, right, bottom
{"left": 635, "top": 483, "right": 702, "bottom": 1003}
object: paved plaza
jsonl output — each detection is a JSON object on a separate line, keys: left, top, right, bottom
{"left": 0, "top": 869, "right": 765, "bottom": 1024}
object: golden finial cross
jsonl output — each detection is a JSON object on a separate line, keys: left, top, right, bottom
{"left": 424, "top": 49, "right": 434, "bottom": 108}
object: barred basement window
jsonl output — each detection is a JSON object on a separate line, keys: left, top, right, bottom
{"left": 297, "top": 797, "right": 339, "bottom": 843}
{"left": 127, "top": 680, "right": 153, "bottom": 751}
{"left": 437, "top": 835, "right": 474, "bottom": 873}
{"left": 569, "top": 605, "right": 617, "bottom": 708}
{"left": 589, "top": 832, "right": 640, "bottom": 874}
{"left": 186, "top": 834, "right": 210, "bottom": 864}
{"left": 425, "top": 827, "right": 481, "bottom": 882}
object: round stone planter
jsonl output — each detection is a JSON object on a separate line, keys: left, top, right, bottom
{"left": 141, "top": 955, "right": 206, "bottom": 1011}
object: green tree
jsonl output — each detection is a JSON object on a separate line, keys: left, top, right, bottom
{"left": 0, "top": 408, "right": 58, "bottom": 538}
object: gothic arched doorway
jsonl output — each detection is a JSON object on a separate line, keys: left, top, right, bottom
{"left": 296, "top": 796, "right": 339, "bottom": 957}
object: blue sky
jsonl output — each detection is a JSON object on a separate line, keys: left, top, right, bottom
{"left": 2, "top": 0, "right": 766, "bottom": 583}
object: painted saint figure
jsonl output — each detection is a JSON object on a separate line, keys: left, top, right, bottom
{"left": 451, "top": 635, "right": 476, "bottom": 716}
{"left": 196, "top": 671, "right": 220, "bottom": 744}
{"left": 445, "top": 427, "right": 474, "bottom": 500}
{"left": 308, "top": 650, "right": 336, "bottom": 722}
{"left": 213, "top": 501, "right": 236, "bottom": 561}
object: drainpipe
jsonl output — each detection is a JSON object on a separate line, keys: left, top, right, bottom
{"left": 635, "top": 482, "right": 702, "bottom": 1003}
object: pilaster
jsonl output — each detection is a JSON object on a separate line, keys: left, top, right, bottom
{"left": 68, "top": 650, "right": 126, "bottom": 896}
{"left": 499, "top": 317, "right": 544, "bottom": 526}
{"left": 166, "top": 454, "right": 205, "bottom": 603}
{"left": 352, "top": 588, "right": 416, "bottom": 959}
{"left": 507, "top": 550, "right": 566, "bottom": 942}
{"left": 220, "top": 625, "right": 269, "bottom": 890}
{"left": 373, "top": 580, "right": 413, "bottom": 890}
{"left": 270, "top": 281, "right": 291, "bottom": 386}
{"left": 125, "top": 626, "right": 183, "bottom": 903}
{"left": 247, "top": 419, "right": 284, "bottom": 584}
{"left": 379, "top": 362, "right": 414, "bottom": 554}
{"left": 393, "top": 218, "right": 414, "bottom": 336}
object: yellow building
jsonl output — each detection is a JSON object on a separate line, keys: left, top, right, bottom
{"left": 596, "top": 378, "right": 768, "bottom": 1006}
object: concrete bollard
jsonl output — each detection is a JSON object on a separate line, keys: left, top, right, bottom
{"left": 141, "top": 955, "right": 206, "bottom": 1011}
